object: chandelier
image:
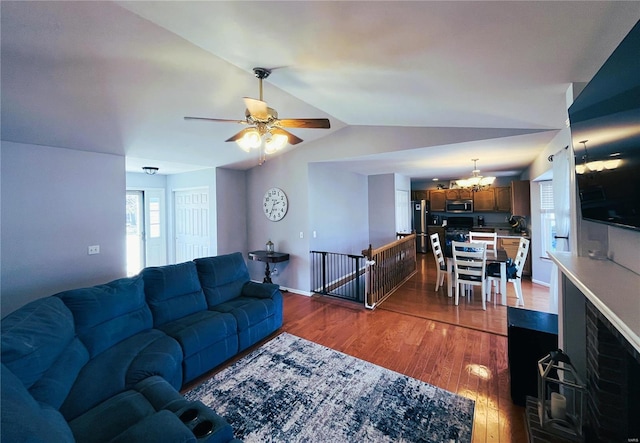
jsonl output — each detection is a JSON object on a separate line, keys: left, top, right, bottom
{"left": 456, "top": 159, "right": 496, "bottom": 192}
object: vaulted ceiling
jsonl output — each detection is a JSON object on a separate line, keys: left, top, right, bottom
{"left": 2, "top": 1, "right": 638, "bottom": 179}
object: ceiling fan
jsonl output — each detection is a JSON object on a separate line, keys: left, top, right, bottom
{"left": 184, "top": 67, "right": 330, "bottom": 161}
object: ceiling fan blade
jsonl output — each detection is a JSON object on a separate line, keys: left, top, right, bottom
{"left": 271, "top": 127, "right": 303, "bottom": 145}
{"left": 184, "top": 116, "right": 246, "bottom": 124}
{"left": 225, "top": 127, "right": 257, "bottom": 142}
{"left": 277, "top": 118, "right": 331, "bottom": 129}
{"left": 243, "top": 97, "right": 269, "bottom": 120}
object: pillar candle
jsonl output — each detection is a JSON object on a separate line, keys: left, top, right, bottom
{"left": 550, "top": 392, "right": 567, "bottom": 420}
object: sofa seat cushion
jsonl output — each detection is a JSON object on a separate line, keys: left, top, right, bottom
{"left": 60, "top": 329, "right": 183, "bottom": 420}
{"left": 158, "top": 311, "right": 239, "bottom": 384}
{"left": 211, "top": 294, "right": 283, "bottom": 351}
{"left": 158, "top": 311, "right": 237, "bottom": 358}
{"left": 142, "top": 261, "right": 208, "bottom": 327}
{"left": 69, "top": 376, "right": 234, "bottom": 443}
{"left": 1, "top": 364, "right": 75, "bottom": 443}
{"left": 57, "top": 275, "right": 153, "bottom": 358}
{"left": 194, "top": 253, "right": 250, "bottom": 307}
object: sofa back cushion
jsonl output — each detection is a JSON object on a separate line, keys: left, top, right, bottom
{"left": 1, "top": 297, "right": 76, "bottom": 388}
{"left": 194, "top": 252, "right": 250, "bottom": 307}
{"left": 142, "top": 261, "right": 207, "bottom": 327}
{"left": 1, "top": 364, "right": 75, "bottom": 443}
{"left": 57, "top": 275, "right": 152, "bottom": 358}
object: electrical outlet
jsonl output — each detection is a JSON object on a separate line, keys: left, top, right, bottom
{"left": 88, "top": 245, "right": 100, "bottom": 255}
{"left": 299, "top": 232, "right": 304, "bottom": 239}
{"left": 313, "top": 231, "right": 317, "bottom": 238}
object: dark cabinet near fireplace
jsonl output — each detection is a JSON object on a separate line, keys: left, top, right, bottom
{"left": 507, "top": 307, "right": 558, "bottom": 406}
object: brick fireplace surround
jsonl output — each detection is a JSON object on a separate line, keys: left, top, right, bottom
{"left": 585, "top": 301, "right": 640, "bottom": 442}
{"left": 550, "top": 251, "right": 640, "bottom": 443}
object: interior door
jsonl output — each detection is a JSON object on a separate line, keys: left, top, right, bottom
{"left": 174, "top": 188, "right": 210, "bottom": 263}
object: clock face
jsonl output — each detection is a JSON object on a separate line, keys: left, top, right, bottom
{"left": 263, "top": 187, "right": 288, "bottom": 221}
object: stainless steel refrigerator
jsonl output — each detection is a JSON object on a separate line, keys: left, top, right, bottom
{"left": 412, "top": 200, "right": 430, "bottom": 253}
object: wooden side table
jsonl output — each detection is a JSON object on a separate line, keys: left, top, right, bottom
{"left": 248, "top": 250, "right": 290, "bottom": 284}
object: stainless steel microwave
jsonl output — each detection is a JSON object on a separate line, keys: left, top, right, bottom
{"left": 446, "top": 199, "right": 474, "bottom": 213}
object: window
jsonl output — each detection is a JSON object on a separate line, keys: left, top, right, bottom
{"left": 540, "top": 181, "right": 556, "bottom": 258}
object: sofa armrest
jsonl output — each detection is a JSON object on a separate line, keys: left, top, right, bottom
{"left": 109, "top": 410, "right": 196, "bottom": 443}
{"left": 241, "top": 281, "right": 280, "bottom": 299}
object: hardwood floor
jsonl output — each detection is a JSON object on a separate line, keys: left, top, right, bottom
{"left": 185, "top": 252, "right": 551, "bottom": 441}
{"left": 380, "top": 253, "right": 553, "bottom": 336}
{"left": 279, "top": 252, "right": 551, "bottom": 443}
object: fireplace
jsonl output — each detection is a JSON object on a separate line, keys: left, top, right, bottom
{"left": 548, "top": 251, "right": 640, "bottom": 443}
{"left": 585, "top": 301, "right": 640, "bottom": 442}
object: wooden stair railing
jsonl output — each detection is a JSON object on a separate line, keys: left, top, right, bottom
{"left": 362, "top": 233, "right": 417, "bottom": 309}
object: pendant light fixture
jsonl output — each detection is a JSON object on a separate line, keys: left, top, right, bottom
{"left": 456, "top": 159, "right": 495, "bottom": 192}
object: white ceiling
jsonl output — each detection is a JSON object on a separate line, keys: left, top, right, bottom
{"left": 2, "top": 1, "right": 638, "bottom": 180}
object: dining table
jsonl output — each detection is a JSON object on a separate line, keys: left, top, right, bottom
{"left": 445, "top": 247, "right": 509, "bottom": 305}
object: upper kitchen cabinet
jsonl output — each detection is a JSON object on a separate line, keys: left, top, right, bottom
{"left": 473, "top": 187, "right": 512, "bottom": 212}
{"left": 445, "top": 189, "right": 473, "bottom": 200}
{"left": 411, "top": 190, "right": 429, "bottom": 201}
{"left": 429, "top": 190, "right": 446, "bottom": 211}
{"left": 473, "top": 189, "right": 496, "bottom": 211}
{"left": 510, "top": 181, "right": 530, "bottom": 216}
{"left": 495, "top": 187, "right": 512, "bottom": 212}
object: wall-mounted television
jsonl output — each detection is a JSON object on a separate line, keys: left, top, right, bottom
{"left": 569, "top": 21, "right": 640, "bottom": 232}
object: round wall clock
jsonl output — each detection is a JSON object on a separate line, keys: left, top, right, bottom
{"left": 263, "top": 187, "right": 288, "bottom": 221}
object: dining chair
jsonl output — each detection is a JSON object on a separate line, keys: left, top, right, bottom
{"left": 468, "top": 231, "right": 498, "bottom": 258}
{"left": 451, "top": 241, "right": 488, "bottom": 310}
{"left": 429, "top": 233, "right": 447, "bottom": 291}
{"left": 487, "top": 237, "right": 530, "bottom": 305}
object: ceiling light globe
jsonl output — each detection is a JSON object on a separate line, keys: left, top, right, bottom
{"left": 264, "top": 133, "right": 288, "bottom": 154}
{"left": 236, "top": 128, "right": 261, "bottom": 152}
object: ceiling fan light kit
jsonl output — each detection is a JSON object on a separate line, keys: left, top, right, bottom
{"left": 185, "top": 67, "right": 330, "bottom": 164}
{"left": 456, "top": 159, "right": 495, "bottom": 191}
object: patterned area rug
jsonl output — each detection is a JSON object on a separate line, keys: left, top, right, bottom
{"left": 185, "top": 333, "right": 474, "bottom": 442}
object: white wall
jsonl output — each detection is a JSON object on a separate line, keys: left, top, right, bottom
{"left": 215, "top": 168, "right": 248, "bottom": 256}
{"left": 1, "top": 142, "right": 125, "bottom": 315}
{"left": 368, "top": 174, "right": 397, "bottom": 248}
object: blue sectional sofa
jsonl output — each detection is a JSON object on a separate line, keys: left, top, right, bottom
{"left": 1, "top": 252, "right": 283, "bottom": 443}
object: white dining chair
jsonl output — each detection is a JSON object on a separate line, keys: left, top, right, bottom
{"left": 468, "top": 231, "right": 498, "bottom": 258}
{"left": 429, "top": 233, "right": 447, "bottom": 291}
{"left": 451, "top": 241, "right": 488, "bottom": 310}
{"left": 487, "top": 237, "right": 530, "bottom": 305}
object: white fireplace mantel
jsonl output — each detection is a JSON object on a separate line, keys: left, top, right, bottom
{"left": 549, "top": 251, "right": 640, "bottom": 355}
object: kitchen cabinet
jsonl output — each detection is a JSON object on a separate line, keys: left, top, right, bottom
{"left": 444, "top": 189, "right": 473, "bottom": 200}
{"left": 429, "top": 190, "right": 446, "bottom": 211}
{"left": 473, "top": 187, "right": 511, "bottom": 212}
{"left": 499, "top": 237, "right": 531, "bottom": 276}
{"left": 510, "top": 181, "right": 530, "bottom": 216}
{"left": 411, "top": 190, "right": 428, "bottom": 201}
{"left": 473, "top": 189, "right": 496, "bottom": 211}
{"left": 495, "top": 187, "right": 512, "bottom": 212}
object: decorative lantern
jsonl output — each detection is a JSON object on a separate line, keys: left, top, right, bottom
{"left": 265, "top": 240, "right": 274, "bottom": 254}
{"left": 537, "top": 349, "right": 585, "bottom": 441}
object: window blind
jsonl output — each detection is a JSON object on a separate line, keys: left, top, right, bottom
{"left": 540, "top": 181, "right": 554, "bottom": 211}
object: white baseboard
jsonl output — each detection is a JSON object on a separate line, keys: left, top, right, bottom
{"left": 531, "top": 279, "right": 550, "bottom": 287}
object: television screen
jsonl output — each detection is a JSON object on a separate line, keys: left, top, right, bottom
{"left": 569, "top": 21, "right": 640, "bottom": 232}
{"left": 572, "top": 112, "right": 640, "bottom": 231}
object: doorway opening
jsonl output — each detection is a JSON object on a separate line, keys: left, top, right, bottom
{"left": 126, "top": 189, "right": 167, "bottom": 276}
